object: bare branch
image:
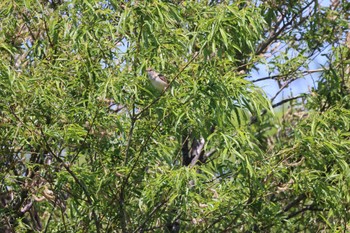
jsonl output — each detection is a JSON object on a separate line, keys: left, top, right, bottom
{"left": 286, "top": 205, "right": 324, "bottom": 219}
{"left": 252, "top": 68, "right": 324, "bottom": 83}
{"left": 272, "top": 96, "right": 304, "bottom": 108}
{"left": 282, "top": 193, "right": 306, "bottom": 213}
{"left": 256, "top": 1, "right": 315, "bottom": 55}
{"left": 189, "top": 137, "right": 205, "bottom": 168}
{"left": 38, "top": 128, "right": 101, "bottom": 233}
{"left": 271, "top": 78, "right": 296, "bottom": 103}
{"left": 133, "top": 191, "right": 170, "bottom": 233}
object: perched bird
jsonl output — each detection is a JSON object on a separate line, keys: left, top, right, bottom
{"left": 146, "top": 68, "right": 169, "bottom": 91}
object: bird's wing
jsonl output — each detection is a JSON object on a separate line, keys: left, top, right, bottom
{"left": 158, "top": 73, "right": 168, "bottom": 83}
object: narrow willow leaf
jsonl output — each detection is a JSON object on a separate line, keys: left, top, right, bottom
{"left": 219, "top": 28, "right": 228, "bottom": 48}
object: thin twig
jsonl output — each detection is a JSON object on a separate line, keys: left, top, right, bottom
{"left": 252, "top": 68, "right": 325, "bottom": 83}
{"left": 124, "top": 103, "right": 136, "bottom": 165}
{"left": 38, "top": 128, "right": 101, "bottom": 233}
{"left": 71, "top": 108, "right": 100, "bottom": 164}
{"left": 118, "top": 112, "right": 170, "bottom": 233}
{"left": 255, "top": 1, "right": 315, "bottom": 55}
{"left": 286, "top": 205, "right": 324, "bottom": 219}
{"left": 272, "top": 96, "right": 304, "bottom": 108}
{"left": 133, "top": 191, "right": 171, "bottom": 233}
{"left": 282, "top": 194, "right": 307, "bottom": 213}
{"left": 118, "top": 106, "right": 136, "bottom": 233}
{"left": 271, "top": 78, "right": 296, "bottom": 103}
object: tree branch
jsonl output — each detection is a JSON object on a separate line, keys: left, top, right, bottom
{"left": 255, "top": 1, "right": 315, "bottom": 55}
{"left": 252, "top": 68, "right": 324, "bottom": 83}
{"left": 286, "top": 205, "right": 324, "bottom": 219}
{"left": 270, "top": 78, "right": 296, "bottom": 103}
{"left": 272, "top": 95, "right": 304, "bottom": 108}
{"left": 39, "top": 128, "right": 101, "bottom": 233}
{"left": 282, "top": 193, "right": 306, "bottom": 213}
{"left": 189, "top": 137, "right": 205, "bottom": 168}
{"left": 133, "top": 191, "right": 170, "bottom": 233}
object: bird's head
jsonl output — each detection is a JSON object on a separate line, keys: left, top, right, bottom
{"left": 146, "top": 68, "right": 157, "bottom": 79}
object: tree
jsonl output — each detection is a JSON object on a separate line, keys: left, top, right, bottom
{"left": 1, "top": 0, "right": 350, "bottom": 232}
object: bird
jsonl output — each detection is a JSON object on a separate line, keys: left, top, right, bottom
{"left": 146, "top": 68, "right": 169, "bottom": 92}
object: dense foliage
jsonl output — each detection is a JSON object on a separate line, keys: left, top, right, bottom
{"left": 1, "top": 0, "right": 350, "bottom": 232}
